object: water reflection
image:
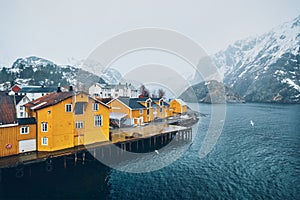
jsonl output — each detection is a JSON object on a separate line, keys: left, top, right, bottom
{"left": 0, "top": 156, "right": 111, "bottom": 199}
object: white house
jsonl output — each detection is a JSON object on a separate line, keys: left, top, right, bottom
{"left": 15, "top": 95, "right": 31, "bottom": 118}
{"left": 89, "top": 83, "right": 138, "bottom": 98}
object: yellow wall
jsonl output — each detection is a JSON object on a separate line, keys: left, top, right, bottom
{"left": 26, "top": 93, "right": 111, "bottom": 152}
{"left": 108, "top": 99, "right": 131, "bottom": 119}
{"left": 108, "top": 99, "right": 157, "bottom": 124}
{"left": 74, "top": 94, "right": 110, "bottom": 146}
{"left": 34, "top": 97, "right": 74, "bottom": 152}
{"left": 17, "top": 124, "right": 36, "bottom": 141}
{"left": 0, "top": 125, "right": 18, "bottom": 157}
{"left": 169, "top": 99, "right": 187, "bottom": 114}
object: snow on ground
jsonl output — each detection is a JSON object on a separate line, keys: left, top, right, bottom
{"left": 281, "top": 78, "right": 300, "bottom": 92}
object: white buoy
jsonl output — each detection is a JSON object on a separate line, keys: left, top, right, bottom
{"left": 250, "top": 120, "right": 254, "bottom": 126}
{"left": 154, "top": 150, "right": 159, "bottom": 154}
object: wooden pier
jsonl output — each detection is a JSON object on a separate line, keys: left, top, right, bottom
{"left": 0, "top": 125, "right": 193, "bottom": 173}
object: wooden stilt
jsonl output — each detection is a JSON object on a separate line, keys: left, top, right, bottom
{"left": 82, "top": 152, "right": 85, "bottom": 164}
{"left": 74, "top": 153, "right": 77, "bottom": 166}
{"left": 64, "top": 156, "right": 67, "bottom": 168}
{"left": 93, "top": 149, "right": 96, "bottom": 159}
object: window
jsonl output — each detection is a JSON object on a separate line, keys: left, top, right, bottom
{"left": 75, "top": 102, "right": 84, "bottom": 115}
{"left": 139, "top": 109, "right": 143, "bottom": 114}
{"left": 65, "top": 104, "right": 72, "bottom": 112}
{"left": 20, "top": 106, "right": 24, "bottom": 111}
{"left": 146, "top": 101, "right": 151, "bottom": 108}
{"left": 160, "top": 101, "right": 163, "bottom": 106}
{"left": 20, "top": 112, "right": 23, "bottom": 117}
{"left": 94, "top": 115, "right": 102, "bottom": 127}
{"left": 147, "top": 109, "right": 150, "bottom": 115}
{"left": 160, "top": 108, "right": 163, "bottom": 113}
{"left": 20, "top": 126, "right": 29, "bottom": 134}
{"left": 75, "top": 121, "right": 84, "bottom": 129}
{"left": 115, "top": 93, "right": 118, "bottom": 97}
{"left": 42, "top": 137, "right": 48, "bottom": 146}
{"left": 93, "top": 103, "right": 99, "bottom": 111}
{"left": 41, "top": 122, "right": 48, "bottom": 132}
{"left": 23, "top": 98, "right": 26, "bottom": 103}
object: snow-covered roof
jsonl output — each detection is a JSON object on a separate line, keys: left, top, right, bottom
{"left": 109, "top": 112, "right": 127, "bottom": 120}
{"left": 175, "top": 99, "right": 187, "bottom": 106}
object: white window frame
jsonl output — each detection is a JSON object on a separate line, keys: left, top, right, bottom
{"left": 93, "top": 103, "right": 99, "bottom": 111}
{"left": 41, "top": 137, "right": 48, "bottom": 146}
{"left": 75, "top": 121, "right": 84, "bottom": 129}
{"left": 94, "top": 115, "right": 102, "bottom": 127}
{"left": 20, "top": 126, "right": 29, "bottom": 134}
{"left": 41, "top": 122, "right": 48, "bottom": 132}
{"left": 139, "top": 109, "right": 143, "bottom": 114}
{"left": 65, "top": 104, "right": 72, "bottom": 112}
{"left": 20, "top": 106, "right": 24, "bottom": 111}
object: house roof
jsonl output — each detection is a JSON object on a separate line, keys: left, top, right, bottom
{"left": 18, "top": 117, "right": 36, "bottom": 125}
{"left": 116, "top": 97, "right": 168, "bottom": 110}
{"left": 95, "top": 97, "right": 112, "bottom": 104}
{"left": 15, "top": 95, "right": 26, "bottom": 104}
{"left": 19, "top": 86, "right": 57, "bottom": 93}
{"left": 89, "top": 96, "right": 110, "bottom": 109}
{"left": 118, "top": 97, "right": 145, "bottom": 110}
{"left": 174, "top": 99, "right": 187, "bottom": 106}
{"left": 151, "top": 98, "right": 170, "bottom": 106}
{"left": 11, "top": 85, "right": 21, "bottom": 93}
{"left": 0, "top": 92, "right": 17, "bottom": 125}
{"left": 25, "top": 91, "right": 74, "bottom": 111}
{"left": 110, "top": 112, "right": 127, "bottom": 120}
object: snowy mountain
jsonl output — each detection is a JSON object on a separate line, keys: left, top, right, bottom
{"left": 212, "top": 15, "right": 300, "bottom": 103}
{"left": 0, "top": 56, "right": 107, "bottom": 89}
{"left": 179, "top": 80, "right": 245, "bottom": 103}
{"left": 68, "top": 58, "right": 123, "bottom": 85}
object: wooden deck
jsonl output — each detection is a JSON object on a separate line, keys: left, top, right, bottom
{"left": 0, "top": 124, "right": 192, "bottom": 169}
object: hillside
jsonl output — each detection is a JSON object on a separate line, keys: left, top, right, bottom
{"left": 179, "top": 80, "right": 245, "bottom": 104}
{"left": 0, "top": 56, "right": 122, "bottom": 90}
{"left": 212, "top": 15, "right": 300, "bottom": 103}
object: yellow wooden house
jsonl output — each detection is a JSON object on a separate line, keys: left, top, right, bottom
{"left": 107, "top": 97, "right": 156, "bottom": 126}
{"left": 25, "top": 91, "right": 75, "bottom": 151}
{"left": 169, "top": 99, "right": 188, "bottom": 114}
{"left": 0, "top": 92, "right": 37, "bottom": 157}
{"left": 152, "top": 98, "right": 170, "bottom": 119}
{"left": 73, "top": 93, "right": 110, "bottom": 146}
{"left": 25, "top": 89, "right": 110, "bottom": 152}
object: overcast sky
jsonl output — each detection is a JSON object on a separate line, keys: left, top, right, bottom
{"left": 0, "top": 0, "right": 299, "bottom": 67}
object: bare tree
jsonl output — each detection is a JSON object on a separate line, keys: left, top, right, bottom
{"left": 152, "top": 89, "right": 157, "bottom": 98}
{"left": 158, "top": 88, "right": 166, "bottom": 98}
{"left": 140, "top": 85, "right": 150, "bottom": 97}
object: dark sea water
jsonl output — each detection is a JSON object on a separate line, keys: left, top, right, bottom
{"left": 107, "top": 103, "right": 300, "bottom": 199}
{"left": 1, "top": 103, "right": 299, "bottom": 199}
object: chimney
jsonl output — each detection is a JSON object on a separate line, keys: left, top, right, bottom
{"left": 69, "top": 85, "right": 73, "bottom": 92}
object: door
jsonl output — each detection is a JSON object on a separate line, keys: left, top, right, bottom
{"left": 19, "top": 139, "right": 36, "bottom": 153}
